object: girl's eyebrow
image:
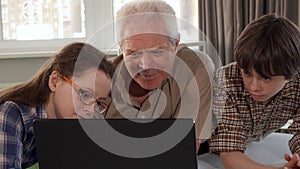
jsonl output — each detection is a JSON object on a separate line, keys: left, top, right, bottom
{"left": 78, "top": 86, "right": 94, "bottom": 94}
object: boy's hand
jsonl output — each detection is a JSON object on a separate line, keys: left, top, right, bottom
{"left": 282, "top": 153, "right": 300, "bottom": 169}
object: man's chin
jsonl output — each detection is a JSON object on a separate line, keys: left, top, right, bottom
{"left": 138, "top": 81, "right": 162, "bottom": 90}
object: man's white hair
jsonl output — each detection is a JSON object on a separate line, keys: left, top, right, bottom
{"left": 115, "top": 0, "right": 180, "bottom": 44}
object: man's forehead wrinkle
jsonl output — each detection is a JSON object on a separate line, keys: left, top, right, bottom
{"left": 124, "top": 35, "right": 170, "bottom": 50}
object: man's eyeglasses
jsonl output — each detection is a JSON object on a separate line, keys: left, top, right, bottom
{"left": 62, "top": 76, "right": 110, "bottom": 115}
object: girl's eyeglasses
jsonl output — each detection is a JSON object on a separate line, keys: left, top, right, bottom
{"left": 62, "top": 76, "right": 110, "bottom": 115}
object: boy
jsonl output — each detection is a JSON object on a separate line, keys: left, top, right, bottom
{"left": 210, "top": 14, "right": 300, "bottom": 169}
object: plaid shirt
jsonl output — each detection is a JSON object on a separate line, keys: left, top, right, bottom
{"left": 0, "top": 101, "right": 47, "bottom": 169}
{"left": 210, "top": 62, "right": 300, "bottom": 154}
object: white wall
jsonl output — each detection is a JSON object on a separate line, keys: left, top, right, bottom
{"left": 0, "top": 57, "right": 50, "bottom": 89}
{"left": 0, "top": 51, "right": 118, "bottom": 90}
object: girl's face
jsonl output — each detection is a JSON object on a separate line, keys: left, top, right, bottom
{"left": 47, "top": 68, "right": 111, "bottom": 119}
{"left": 241, "top": 69, "right": 287, "bottom": 103}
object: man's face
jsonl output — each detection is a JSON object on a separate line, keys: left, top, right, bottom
{"left": 121, "top": 34, "right": 178, "bottom": 90}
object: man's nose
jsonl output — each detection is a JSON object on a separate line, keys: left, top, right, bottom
{"left": 139, "top": 52, "right": 154, "bottom": 69}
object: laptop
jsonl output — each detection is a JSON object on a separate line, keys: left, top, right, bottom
{"left": 33, "top": 118, "right": 197, "bottom": 169}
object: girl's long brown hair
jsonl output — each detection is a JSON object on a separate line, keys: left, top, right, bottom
{"left": 0, "top": 42, "right": 113, "bottom": 106}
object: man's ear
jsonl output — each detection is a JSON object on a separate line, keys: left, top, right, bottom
{"left": 174, "top": 35, "right": 180, "bottom": 51}
{"left": 48, "top": 71, "right": 61, "bottom": 92}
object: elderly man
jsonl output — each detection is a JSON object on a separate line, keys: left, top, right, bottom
{"left": 105, "top": 0, "right": 214, "bottom": 153}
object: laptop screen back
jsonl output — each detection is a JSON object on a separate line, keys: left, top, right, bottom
{"left": 34, "top": 118, "right": 197, "bottom": 169}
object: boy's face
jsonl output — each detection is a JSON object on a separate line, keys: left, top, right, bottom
{"left": 241, "top": 69, "right": 287, "bottom": 103}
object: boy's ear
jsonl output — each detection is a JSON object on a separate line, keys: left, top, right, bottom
{"left": 48, "top": 71, "right": 61, "bottom": 92}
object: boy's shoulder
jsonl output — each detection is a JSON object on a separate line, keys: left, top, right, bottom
{"left": 216, "top": 62, "right": 240, "bottom": 79}
{"left": 286, "top": 71, "right": 300, "bottom": 88}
